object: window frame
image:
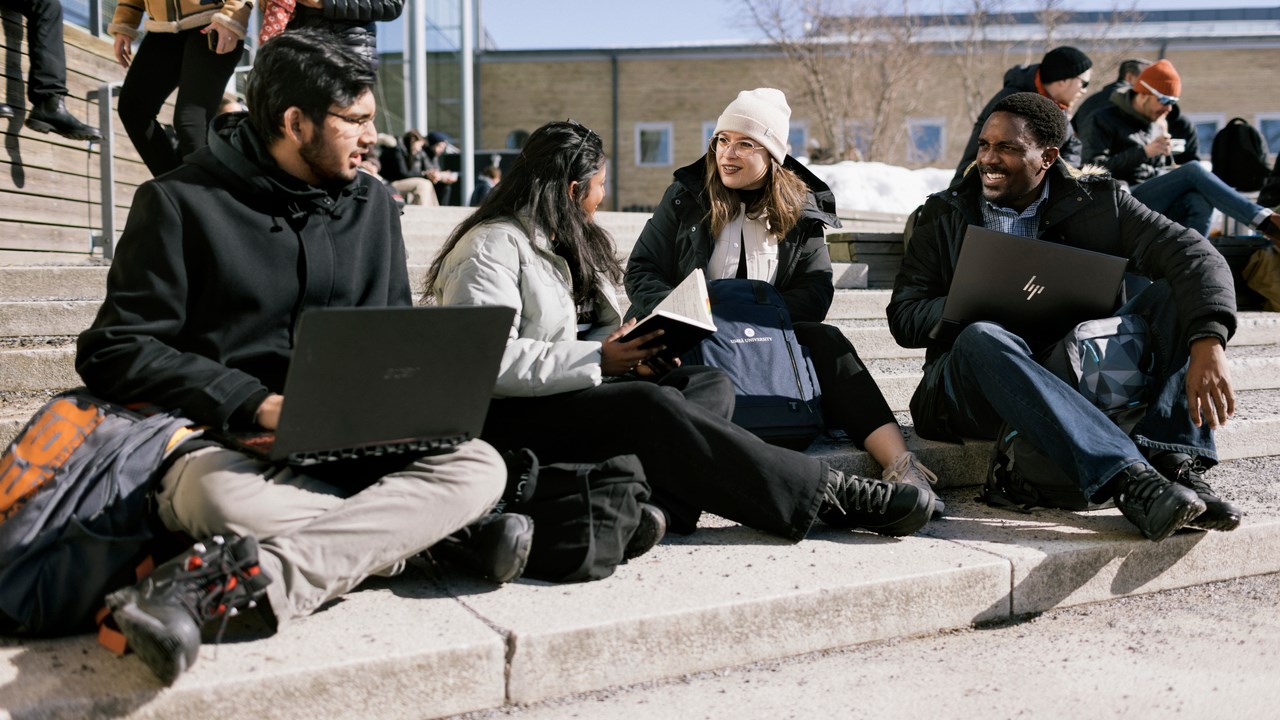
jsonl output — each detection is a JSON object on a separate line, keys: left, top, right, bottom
{"left": 635, "top": 122, "right": 675, "bottom": 167}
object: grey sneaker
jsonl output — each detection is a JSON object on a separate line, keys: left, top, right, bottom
{"left": 881, "top": 451, "right": 945, "bottom": 517}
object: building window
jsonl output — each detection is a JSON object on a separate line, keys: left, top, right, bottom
{"left": 1257, "top": 113, "right": 1280, "bottom": 156}
{"left": 506, "top": 130, "right": 529, "bottom": 150}
{"left": 788, "top": 121, "right": 807, "bottom": 158}
{"left": 843, "top": 120, "right": 873, "bottom": 160}
{"left": 1183, "top": 113, "right": 1224, "bottom": 158}
{"left": 636, "top": 123, "right": 673, "bottom": 167}
{"left": 906, "top": 117, "right": 946, "bottom": 164}
{"left": 702, "top": 121, "right": 717, "bottom": 150}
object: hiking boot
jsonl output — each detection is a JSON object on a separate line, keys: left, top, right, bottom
{"left": 881, "top": 451, "right": 945, "bottom": 517}
{"left": 1151, "top": 452, "right": 1242, "bottom": 531}
{"left": 624, "top": 502, "right": 667, "bottom": 561}
{"left": 0, "top": 102, "right": 13, "bottom": 119}
{"left": 106, "top": 535, "right": 271, "bottom": 685}
{"left": 432, "top": 512, "right": 533, "bottom": 583}
{"left": 24, "top": 96, "right": 101, "bottom": 141}
{"left": 1113, "top": 463, "right": 1206, "bottom": 542}
{"left": 818, "top": 469, "right": 932, "bottom": 537}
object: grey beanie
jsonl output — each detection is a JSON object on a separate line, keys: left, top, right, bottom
{"left": 712, "top": 88, "right": 791, "bottom": 164}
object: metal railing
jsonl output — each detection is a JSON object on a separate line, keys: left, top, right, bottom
{"left": 87, "top": 81, "right": 121, "bottom": 260}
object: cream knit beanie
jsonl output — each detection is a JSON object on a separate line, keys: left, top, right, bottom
{"left": 713, "top": 88, "right": 791, "bottom": 164}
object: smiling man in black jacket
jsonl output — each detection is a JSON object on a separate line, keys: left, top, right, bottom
{"left": 891, "top": 92, "right": 1242, "bottom": 543}
{"left": 75, "top": 30, "right": 508, "bottom": 685}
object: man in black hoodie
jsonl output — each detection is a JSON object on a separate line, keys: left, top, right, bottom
{"left": 892, "top": 92, "right": 1243, "bottom": 544}
{"left": 76, "top": 30, "right": 509, "bottom": 685}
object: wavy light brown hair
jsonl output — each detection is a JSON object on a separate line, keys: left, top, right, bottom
{"left": 702, "top": 141, "right": 810, "bottom": 238}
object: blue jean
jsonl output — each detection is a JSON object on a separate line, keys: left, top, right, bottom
{"left": 924, "top": 281, "right": 1215, "bottom": 500}
{"left": 1133, "top": 161, "right": 1264, "bottom": 237}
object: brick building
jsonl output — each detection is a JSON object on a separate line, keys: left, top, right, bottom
{"left": 450, "top": 7, "right": 1280, "bottom": 212}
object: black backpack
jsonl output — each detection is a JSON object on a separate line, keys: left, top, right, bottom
{"left": 1211, "top": 117, "right": 1270, "bottom": 192}
{"left": 685, "top": 279, "right": 824, "bottom": 450}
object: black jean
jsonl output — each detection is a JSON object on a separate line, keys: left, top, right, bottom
{"left": 1, "top": 0, "right": 66, "bottom": 102}
{"left": 118, "top": 28, "right": 243, "bottom": 176}
{"left": 481, "top": 366, "right": 828, "bottom": 541}
{"left": 792, "top": 321, "right": 896, "bottom": 448}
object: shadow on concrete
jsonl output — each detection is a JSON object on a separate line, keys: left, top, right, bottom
{"left": 0, "top": 634, "right": 164, "bottom": 718}
{"left": 3, "top": 9, "right": 27, "bottom": 187}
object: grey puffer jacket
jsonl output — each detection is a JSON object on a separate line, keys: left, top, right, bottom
{"left": 889, "top": 161, "right": 1236, "bottom": 441}
{"left": 624, "top": 156, "right": 840, "bottom": 323}
{"left": 432, "top": 216, "right": 624, "bottom": 398}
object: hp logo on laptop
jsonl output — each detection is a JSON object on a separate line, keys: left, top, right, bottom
{"left": 1023, "top": 276, "right": 1045, "bottom": 300}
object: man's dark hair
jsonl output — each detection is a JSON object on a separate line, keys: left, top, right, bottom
{"left": 1118, "top": 58, "right": 1153, "bottom": 81}
{"left": 247, "top": 29, "right": 376, "bottom": 142}
{"left": 990, "top": 92, "right": 1067, "bottom": 149}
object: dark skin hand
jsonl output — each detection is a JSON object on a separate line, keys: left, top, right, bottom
{"left": 1186, "top": 337, "right": 1235, "bottom": 429}
{"left": 600, "top": 319, "right": 666, "bottom": 376}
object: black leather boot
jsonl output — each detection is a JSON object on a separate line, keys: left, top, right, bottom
{"left": 24, "top": 96, "right": 101, "bottom": 141}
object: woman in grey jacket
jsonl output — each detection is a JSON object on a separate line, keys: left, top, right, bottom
{"left": 426, "top": 121, "right": 934, "bottom": 542}
{"left": 625, "top": 89, "right": 944, "bottom": 516}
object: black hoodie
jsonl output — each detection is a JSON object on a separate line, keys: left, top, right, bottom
{"left": 77, "top": 113, "right": 411, "bottom": 430}
{"left": 624, "top": 155, "right": 841, "bottom": 324}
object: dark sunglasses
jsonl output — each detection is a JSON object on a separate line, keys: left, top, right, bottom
{"left": 565, "top": 118, "right": 597, "bottom": 166}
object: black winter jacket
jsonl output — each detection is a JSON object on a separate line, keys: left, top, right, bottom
{"left": 288, "top": 0, "right": 404, "bottom": 62}
{"left": 951, "top": 64, "right": 1084, "bottom": 186}
{"left": 888, "top": 161, "right": 1236, "bottom": 441}
{"left": 76, "top": 113, "right": 411, "bottom": 430}
{"left": 1080, "top": 90, "right": 1200, "bottom": 186}
{"left": 624, "top": 157, "right": 840, "bottom": 324}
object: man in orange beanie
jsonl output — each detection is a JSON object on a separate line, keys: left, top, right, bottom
{"left": 1082, "top": 59, "right": 1280, "bottom": 243}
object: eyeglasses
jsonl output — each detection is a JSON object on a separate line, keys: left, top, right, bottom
{"left": 326, "top": 110, "right": 376, "bottom": 132}
{"left": 710, "top": 134, "right": 764, "bottom": 156}
{"left": 1138, "top": 80, "right": 1179, "bottom": 106}
{"left": 1079, "top": 78, "right": 1091, "bottom": 89}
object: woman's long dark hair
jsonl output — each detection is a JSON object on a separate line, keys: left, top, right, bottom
{"left": 424, "top": 121, "right": 620, "bottom": 305}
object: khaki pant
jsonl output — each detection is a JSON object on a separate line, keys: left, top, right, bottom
{"left": 391, "top": 177, "right": 438, "bottom": 206}
{"left": 155, "top": 440, "right": 504, "bottom": 626}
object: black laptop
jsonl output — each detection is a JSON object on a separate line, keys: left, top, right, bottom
{"left": 941, "top": 225, "right": 1128, "bottom": 343}
{"left": 223, "top": 305, "right": 513, "bottom": 466}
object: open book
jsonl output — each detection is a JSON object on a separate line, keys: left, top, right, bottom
{"left": 621, "top": 269, "right": 716, "bottom": 361}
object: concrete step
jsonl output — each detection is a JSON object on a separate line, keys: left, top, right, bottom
{"left": 2, "top": 455, "right": 1277, "bottom": 719}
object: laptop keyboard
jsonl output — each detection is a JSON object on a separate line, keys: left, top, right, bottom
{"left": 288, "top": 434, "right": 471, "bottom": 466}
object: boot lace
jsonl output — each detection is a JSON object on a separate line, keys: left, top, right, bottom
{"left": 173, "top": 537, "right": 264, "bottom": 639}
{"left": 1120, "top": 466, "right": 1169, "bottom": 511}
{"left": 881, "top": 451, "right": 938, "bottom": 488}
{"left": 1170, "top": 456, "right": 1212, "bottom": 496}
{"left": 823, "top": 473, "right": 895, "bottom": 516}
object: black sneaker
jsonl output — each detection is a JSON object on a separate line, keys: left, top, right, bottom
{"left": 24, "top": 96, "right": 101, "bottom": 141}
{"left": 623, "top": 503, "right": 667, "bottom": 560}
{"left": 432, "top": 512, "right": 533, "bottom": 583}
{"left": 1113, "top": 463, "right": 1206, "bottom": 542}
{"left": 818, "top": 469, "right": 932, "bottom": 537}
{"left": 1151, "top": 452, "right": 1242, "bottom": 531}
{"left": 106, "top": 535, "right": 271, "bottom": 684}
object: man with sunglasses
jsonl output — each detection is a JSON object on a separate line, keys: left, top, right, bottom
{"left": 1082, "top": 59, "right": 1280, "bottom": 243}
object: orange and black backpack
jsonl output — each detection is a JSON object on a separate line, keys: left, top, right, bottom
{"left": 0, "top": 390, "right": 195, "bottom": 637}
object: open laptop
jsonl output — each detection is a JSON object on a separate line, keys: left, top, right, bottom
{"left": 221, "top": 305, "right": 513, "bottom": 466}
{"left": 941, "top": 225, "right": 1128, "bottom": 343}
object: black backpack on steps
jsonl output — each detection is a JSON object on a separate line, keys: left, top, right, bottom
{"left": 1211, "top": 117, "right": 1269, "bottom": 192}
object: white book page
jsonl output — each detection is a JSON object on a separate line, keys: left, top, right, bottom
{"left": 650, "top": 268, "right": 713, "bottom": 325}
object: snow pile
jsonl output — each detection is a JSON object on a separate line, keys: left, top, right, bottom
{"left": 805, "top": 161, "right": 953, "bottom": 216}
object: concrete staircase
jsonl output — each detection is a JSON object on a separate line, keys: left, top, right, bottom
{"left": 3, "top": 207, "right": 1280, "bottom": 719}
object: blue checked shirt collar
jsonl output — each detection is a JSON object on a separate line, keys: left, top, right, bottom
{"left": 979, "top": 177, "right": 1051, "bottom": 239}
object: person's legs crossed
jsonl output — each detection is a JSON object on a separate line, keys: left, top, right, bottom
{"left": 1135, "top": 162, "right": 1268, "bottom": 234}
{"left": 156, "top": 441, "right": 505, "bottom": 625}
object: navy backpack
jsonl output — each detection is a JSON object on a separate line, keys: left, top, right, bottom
{"left": 686, "top": 278, "right": 824, "bottom": 450}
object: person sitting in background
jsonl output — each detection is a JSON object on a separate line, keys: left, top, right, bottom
{"left": 380, "top": 129, "right": 438, "bottom": 206}
{"left": 1071, "top": 58, "right": 1151, "bottom": 134}
{"left": 892, "top": 92, "right": 1243, "bottom": 544}
{"left": 625, "top": 88, "right": 944, "bottom": 516}
{"left": 0, "top": 0, "right": 101, "bottom": 140}
{"left": 952, "top": 46, "right": 1093, "bottom": 186}
{"left": 1081, "top": 59, "right": 1280, "bottom": 243}
{"left": 424, "top": 130, "right": 459, "bottom": 205}
{"left": 427, "top": 120, "right": 935, "bottom": 545}
{"left": 470, "top": 164, "right": 501, "bottom": 206}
